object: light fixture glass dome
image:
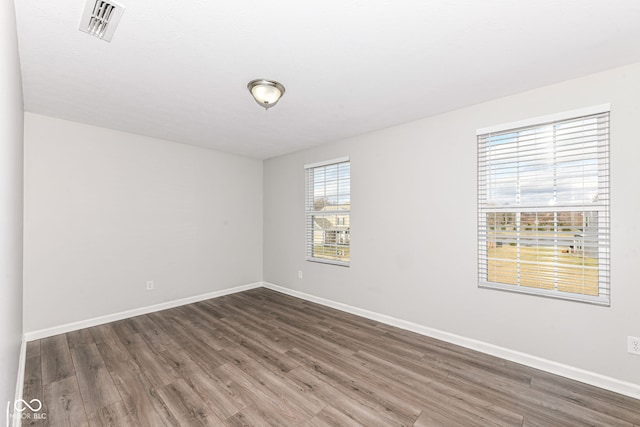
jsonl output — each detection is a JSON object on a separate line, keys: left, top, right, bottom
{"left": 247, "top": 79, "right": 285, "bottom": 109}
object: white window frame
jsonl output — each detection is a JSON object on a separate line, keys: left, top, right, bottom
{"left": 477, "top": 105, "right": 610, "bottom": 305}
{"left": 305, "top": 157, "right": 350, "bottom": 267}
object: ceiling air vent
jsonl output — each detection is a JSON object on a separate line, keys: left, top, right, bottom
{"left": 79, "top": 0, "right": 126, "bottom": 42}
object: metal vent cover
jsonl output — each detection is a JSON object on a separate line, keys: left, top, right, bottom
{"left": 79, "top": 0, "right": 126, "bottom": 42}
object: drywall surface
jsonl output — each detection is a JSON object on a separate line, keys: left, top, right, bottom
{"left": 24, "top": 114, "right": 263, "bottom": 332}
{"left": 0, "top": 0, "right": 24, "bottom": 412}
{"left": 264, "top": 62, "right": 640, "bottom": 386}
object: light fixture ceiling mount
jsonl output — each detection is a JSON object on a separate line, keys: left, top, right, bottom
{"left": 247, "top": 79, "right": 285, "bottom": 110}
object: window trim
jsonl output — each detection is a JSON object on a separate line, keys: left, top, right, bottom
{"left": 477, "top": 105, "right": 610, "bottom": 305}
{"left": 305, "top": 157, "right": 351, "bottom": 267}
{"left": 476, "top": 104, "right": 611, "bottom": 136}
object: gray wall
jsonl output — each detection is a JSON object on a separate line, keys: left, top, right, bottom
{"left": 264, "top": 62, "right": 640, "bottom": 385}
{"left": 24, "top": 113, "right": 263, "bottom": 333}
{"left": 0, "top": 0, "right": 24, "bottom": 410}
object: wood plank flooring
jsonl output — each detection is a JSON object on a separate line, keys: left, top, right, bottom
{"left": 22, "top": 288, "right": 640, "bottom": 426}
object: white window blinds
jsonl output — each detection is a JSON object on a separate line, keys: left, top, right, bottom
{"left": 305, "top": 158, "right": 350, "bottom": 266}
{"left": 478, "top": 106, "right": 610, "bottom": 305}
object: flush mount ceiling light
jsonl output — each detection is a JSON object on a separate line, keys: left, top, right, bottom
{"left": 79, "top": 0, "right": 126, "bottom": 42}
{"left": 247, "top": 79, "right": 286, "bottom": 110}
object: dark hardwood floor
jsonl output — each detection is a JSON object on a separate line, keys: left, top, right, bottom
{"left": 22, "top": 288, "right": 640, "bottom": 426}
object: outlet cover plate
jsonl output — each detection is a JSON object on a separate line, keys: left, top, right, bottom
{"left": 628, "top": 336, "right": 640, "bottom": 355}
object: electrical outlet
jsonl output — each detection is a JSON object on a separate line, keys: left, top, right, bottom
{"left": 146, "top": 280, "right": 154, "bottom": 291}
{"left": 628, "top": 336, "right": 640, "bottom": 355}
{"left": 297, "top": 270, "right": 303, "bottom": 279}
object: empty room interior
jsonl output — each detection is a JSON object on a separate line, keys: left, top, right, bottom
{"left": 2, "top": 0, "right": 640, "bottom": 425}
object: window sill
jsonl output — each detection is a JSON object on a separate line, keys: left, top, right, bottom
{"left": 306, "top": 258, "right": 350, "bottom": 267}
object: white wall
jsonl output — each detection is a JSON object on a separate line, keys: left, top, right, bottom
{"left": 0, "top": 0, "right": 24, "bottom": 410}
{"left": 264, "top": 62, "right": 640, "bottom": 387}
{"left": 24, "top": 113, "right": 263, "bottom": 333}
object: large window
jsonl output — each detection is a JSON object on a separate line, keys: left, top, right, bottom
{"left": 305, "top": 158, "right": 350, "bottom": 266}
{"left": 477, "top": 106, "right": 610, "bottom": 304}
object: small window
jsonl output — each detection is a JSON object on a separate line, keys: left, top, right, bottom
{"left": 305, "top": 158, "right": 350, "bottom": 266}
{"left": 477, "top": 105, "right": 610, "bottom": 305}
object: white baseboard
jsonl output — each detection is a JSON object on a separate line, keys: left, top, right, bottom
{"left": 12, "top": 338, "right": 26, "bottom": 427}
{"left": 23, "top": 282, "right": 262, "bottom": 342}
{"left": 262, "top": 281, "right": 640, "bottom": 400}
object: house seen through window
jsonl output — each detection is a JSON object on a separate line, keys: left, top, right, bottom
{"left": 305, "top": 158, "right": 350, "bottom": 266}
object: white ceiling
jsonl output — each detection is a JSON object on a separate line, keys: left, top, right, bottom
{"left": 14, "top": 0, "right": 640, "bottom": 159}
